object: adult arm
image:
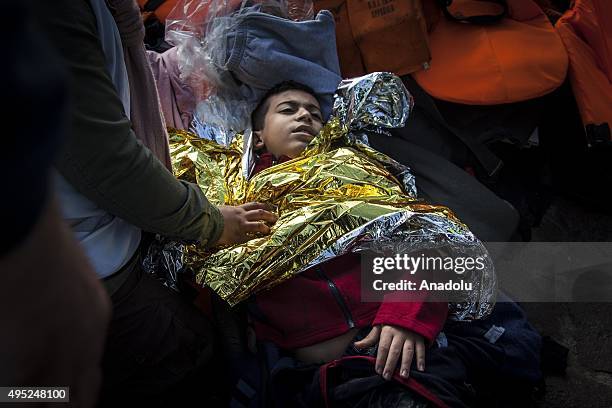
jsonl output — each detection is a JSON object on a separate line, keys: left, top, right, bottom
{"left": 36, "top": 0, "right": 223, "bottom": 246}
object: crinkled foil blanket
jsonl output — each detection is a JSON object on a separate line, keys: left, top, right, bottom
{"left": 169, "top": 119, "right": 495, "bottom": 320}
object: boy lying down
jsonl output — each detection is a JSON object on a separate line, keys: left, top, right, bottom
{"left": 248, "top": 81, "right": 437, "bottom": 371}
{"left": 170, "top": 76, "right": 542, "bottom": 407}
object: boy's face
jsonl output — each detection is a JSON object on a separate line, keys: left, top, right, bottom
{"left": 254, "top": 90, "right": 323, "bottom": 159}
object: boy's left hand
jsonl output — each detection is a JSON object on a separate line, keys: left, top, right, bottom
{"left": 353, "top": 325, "right": 425, "bottom": 380}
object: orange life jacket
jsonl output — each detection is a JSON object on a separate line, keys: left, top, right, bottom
{"left": 314, "top": 0, "right": 431, "bottom": 78}
{"left": 412, "top": 0, "right": 569, "bottom": 105}
{"left": 555, "top": 0, "right": 611, "bottom": 141}
{"left": 138, "top": 0, "right": 177, "bottom": 23}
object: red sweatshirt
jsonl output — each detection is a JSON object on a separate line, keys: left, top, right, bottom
{"left": 249, "top": 153, "right": 448, "bottom": 349}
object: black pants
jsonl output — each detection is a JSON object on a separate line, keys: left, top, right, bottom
{"left": 98, "top": 260, "right": 222, "bottom": 407}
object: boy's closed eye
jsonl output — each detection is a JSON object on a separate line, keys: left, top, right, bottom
{"left": 277, "top": 103, "right": 322, "bottom": 122}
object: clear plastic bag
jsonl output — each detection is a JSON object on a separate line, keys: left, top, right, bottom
{"left": 165, "top": 0, "right": 313, "bottom": 43}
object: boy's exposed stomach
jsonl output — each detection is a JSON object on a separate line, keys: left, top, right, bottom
{"left": 293, "top": 328, "right": 360, "bottom": 363}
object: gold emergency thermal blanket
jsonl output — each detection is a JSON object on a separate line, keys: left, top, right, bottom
{"left": 169, "top": 73, "right": 495, "bottom": 320}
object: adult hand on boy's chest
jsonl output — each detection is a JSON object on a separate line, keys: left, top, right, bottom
{"left": 354, "top": 325, "right": 425, "bottom": 381}
{"left": 216, "top": 202, "right": 278, "bottom": 246}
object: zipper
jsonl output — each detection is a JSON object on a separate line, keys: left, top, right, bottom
{"left": 316, "top": 267, "right": 355, "bottom": 329}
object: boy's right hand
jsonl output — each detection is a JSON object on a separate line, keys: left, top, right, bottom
{"left": 217, "top": 202, "right": 278, "bottom": 246}
{"left": 354, "top": 324, "right": 426, "bottom": 380}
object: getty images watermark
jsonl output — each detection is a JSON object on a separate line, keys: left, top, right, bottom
{"left": 361, "top": 243, "right": 612, "bottom": 302}
{"left": 361, "top": 252, "right": 487, "bottom": 302}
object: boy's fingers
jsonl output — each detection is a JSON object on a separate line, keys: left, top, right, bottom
{"left": 240, "top": 202, "right": 272, "bottom": 211}
{"left": 243, "top": 221, "right": 271, "bottom": 235}
{"left": 400, "top": 340, "right": 415, "bottom": 378}
{"left": 354, "top": 326, "right": 380, "bottom": 349}
{"left": 415, "top": 338, "right": 426, "bottom": 371}
{"left": 375, "top": 329, "right": 392, "bottom": 376}
{"left": 382, "top": 336, "right": 403, "bottom": 380}
{"left": 245, "top": 209, "right": 278, "bottom": 223}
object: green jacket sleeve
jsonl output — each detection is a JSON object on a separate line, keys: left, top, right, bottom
{"left": 36, "top": 0, "right": 223, "bottom": 247}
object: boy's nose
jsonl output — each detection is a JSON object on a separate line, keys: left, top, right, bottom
{"left": 296, "top": 108, "right": 313, "bottom": 122}
{"left": 297, "top": 110, "right": 312, "bottom": 123}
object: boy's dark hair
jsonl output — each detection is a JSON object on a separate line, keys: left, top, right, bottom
{"left": 251, "top": 81, "right": 318, "bottom": 131}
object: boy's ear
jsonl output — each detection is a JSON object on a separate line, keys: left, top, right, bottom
{"left": 253, "top": 130, "right": 265, "bottom": 151}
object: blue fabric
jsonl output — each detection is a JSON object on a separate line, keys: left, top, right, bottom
{"left": 220, "top": 10, "right": 342, "bottom": 120}
{"left": 444, "top": 293, "right": 542, "bottom": 383}
{"left": 479, "top": 294, "right": 543, "bottom": 382}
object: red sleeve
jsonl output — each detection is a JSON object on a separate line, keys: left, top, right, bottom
{"left": 373, "top": 300, "right": 448, "bottom": 343}
{"left": 371, "top": 248, "right": 450, "bottom": 342}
